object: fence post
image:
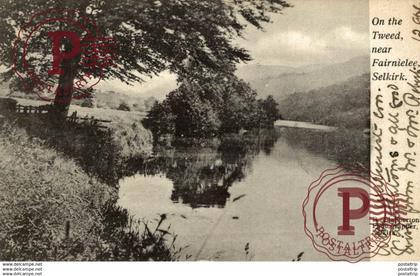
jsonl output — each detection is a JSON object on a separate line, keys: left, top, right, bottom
{"left": 65, "top": 221, "right": 70, "bottom": 240}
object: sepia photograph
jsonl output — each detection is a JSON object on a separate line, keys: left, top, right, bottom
{"left": 1, "top": 0, "right": 416, "bottom": 268}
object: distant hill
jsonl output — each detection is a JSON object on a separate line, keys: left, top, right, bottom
{"left": 107, "top": 56, "right": 369, "bottom": 102}
{"left": 236, "top": 56, "right": 369, "bottom": 101}
{"left": 237, "top": 64, "right": 300, "bottom": 80}
{"left": 278, "top": 74, "right": 370, "bottom": 129}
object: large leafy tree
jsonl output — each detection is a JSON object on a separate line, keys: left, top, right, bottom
{"left": 0, "top": 0, "right": 290, "bottom": 116}
{"left": 142, "top": 73, "right": 281, "bottom": 138}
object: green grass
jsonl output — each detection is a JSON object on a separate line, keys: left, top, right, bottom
{"left": 0, "top": 121, "right": 180, "bottom": 261}
{"left": 0, "top": 122, "right": 113, "bottom": 260}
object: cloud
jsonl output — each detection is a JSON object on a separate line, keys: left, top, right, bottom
{"left": 324, "top": 26, "right": 368, "bottom": 50}
{"left": 254, "top": 31, "right": 327, "bottom": 53}
{"left": 244, "top": 26, "right": 368, "bottom": 66}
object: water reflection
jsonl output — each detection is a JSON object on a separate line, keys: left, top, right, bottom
{"left": 136, "top": 131, "right": 279, "bottom": 208}
{"left": 118, "top": 128, "right": 366, "bottom": 260}
{"left": 281, "top": 128, "right": 369, "bottom": 168}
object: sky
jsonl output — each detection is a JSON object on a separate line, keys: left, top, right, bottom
{"left": 98, "top": 0, "right": 370, "bottom": 96}
{"left": 238, "top": 0, "right": 369, "bottom": 67}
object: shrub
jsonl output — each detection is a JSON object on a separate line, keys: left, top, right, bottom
{"left": 80, "top": 97, "right": 96, "bottom": 108}
{"left": 117, "top": 102, "right": 131, "bottom": 111}
{"left": 142, "top": 101, "right": 176, "bottom": 139}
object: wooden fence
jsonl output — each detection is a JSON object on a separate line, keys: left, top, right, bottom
{"left": 67, "top": 111, "right": 112, "bottom": 129}
{"left": 15, "top": 104, "right": 52, "bottom": 114}
{"left": 13, "top": 104, "right": 112, "bottom": 129}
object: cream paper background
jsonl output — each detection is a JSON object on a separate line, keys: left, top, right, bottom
{"left": 370, "top": 0, "right": 420, "bottom": 261}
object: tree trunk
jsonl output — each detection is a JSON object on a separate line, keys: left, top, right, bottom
{"left": 52, "top": 56, "right": 79, "bottom": 120}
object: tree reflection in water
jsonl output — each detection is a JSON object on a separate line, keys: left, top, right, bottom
{"left": 136, "top": 131, "right": 280, "bottom": 208}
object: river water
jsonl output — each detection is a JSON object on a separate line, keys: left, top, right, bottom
{"left": 118, "top": 128, "right": 367, "bottom": 261}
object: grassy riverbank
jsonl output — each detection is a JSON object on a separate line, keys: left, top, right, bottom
{"left": 0, "top": 122, "right": 110, "bottom": 260}
{"left": 0, "top": 99, "right": 179, "bottom": 260}
{"left": 1, "top": 97, "right": 153, "bottom": 185}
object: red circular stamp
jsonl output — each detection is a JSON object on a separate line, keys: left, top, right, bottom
{"left": 12, "top": 9, "right": 116, "bottom": 103}
{"left": 302, "top": 165, "right": 408, "bottom": 262}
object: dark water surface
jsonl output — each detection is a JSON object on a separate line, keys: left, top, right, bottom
{"left": 118, "top": 128, "right": 368, "bottom": 260}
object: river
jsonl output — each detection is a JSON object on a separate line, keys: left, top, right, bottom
{"left": 117, "top": 127, "right": 368, "bottom": 261}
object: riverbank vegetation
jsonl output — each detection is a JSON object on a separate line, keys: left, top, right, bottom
{"left": 0, "top": 98, "right": 152, "bottom": 186}
{"left": 0, "top": 99, "right": 170, "bottom": 260}
{"left": 0, "top": 120, "right": 181, "bottom": 261}
{"left": 142, "top": 75, "right": 282, "bottom": 139}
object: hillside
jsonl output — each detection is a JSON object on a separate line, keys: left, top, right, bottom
{"left": 237, "top": 56, "right": 369, "bottom": 101}
{"left": 278, "top": 74, "right": 370, "bottom": 129}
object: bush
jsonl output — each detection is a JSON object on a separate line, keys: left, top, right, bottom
{"left": 80, "top": 97, "right": 96, "bottom": 108}
{"left": 142, "top": 101, "right": 176, "bottom": 139}
{"left": 117, "top": 102, "right": 131, "bottom": 111}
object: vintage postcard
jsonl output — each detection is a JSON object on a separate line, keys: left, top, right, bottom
{"left": 0, "top": 0, "right": 419, "bottom": 274}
